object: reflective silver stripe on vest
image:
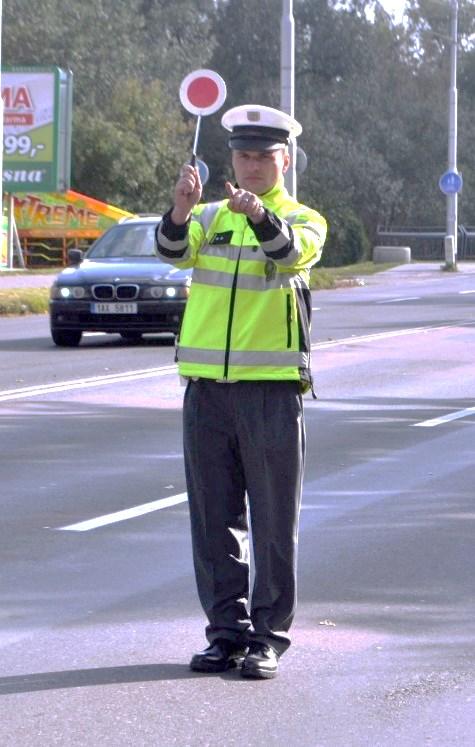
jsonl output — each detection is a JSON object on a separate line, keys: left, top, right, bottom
{"left": 156, "top": 225, "right": 190, "bottom": 256}
{"left": 200, "top": 244, "right": 263, "bottom": 261}
{"left": 291, "top": 272, "right": 310, "bottom": 291}
{"left": 285, "top": 210, "right": 304, "bottom": 225}
{"left": 193, "top": 202, "right": 223, "bottom": 234}
{"left": 286, "top": 211, "right": 324, "bottom": 241}
{"left": 178, "top": 346, "right": 309, "bottom": 367}
{"left": 260, "top": 220, "right": 292, "bottom": 258}
{"left": 192, "top": 267, "right": 296, "bottom": 291}
{"left": 263, "top": 212, "right": 323, "bottom": 267}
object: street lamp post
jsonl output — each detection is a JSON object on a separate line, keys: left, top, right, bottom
{"left": 0, "top": 0, "right": 4, "bottom": 265}
{"left": 281, "top": 0, "right": 296, "bottom": 197}
{"left": 445, "top": 0, "right": 459, "bottom": 267}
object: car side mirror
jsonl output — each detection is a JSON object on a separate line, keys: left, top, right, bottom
{"left": 68, "top": 248, "right": 84, "bottom": 266}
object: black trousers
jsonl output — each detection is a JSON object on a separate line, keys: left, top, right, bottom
{"left": 183, "top": 378, "right": 305, "bottom": 655}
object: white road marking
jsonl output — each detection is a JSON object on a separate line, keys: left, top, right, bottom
{"left": 375, "top": 296, "right": 420, "bottom": 304}
{"left": 311, "top": 321, "right": 466, "bottom": 349}
{"left": 1, "top": 322, "right": 472, "bottom": 402}
{"left": 413, "top": 407, "right": 475, "bottom": 428}
{"left": 55, "top": 493, "right": 188, "bottom": 531}
{"left": 459, "top": 290, "right": 475, "bottom": 295}
{"left": 0, "top": 365, "right": 177, "bottom": 402}
{"left": 312, "top": 307, "right": 321, "bottom": 311}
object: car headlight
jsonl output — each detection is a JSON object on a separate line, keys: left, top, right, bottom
{"left": 143, "top": 285, "right": 189, "bottom": 299}
{"left": 144, "top": 286, "right": 165, "bottom": 299}
{"left": 166, "top": 286, "right": 190, "bottom": 298}
{"left": 50, "top": 285, "right": 88, "bottom": 299}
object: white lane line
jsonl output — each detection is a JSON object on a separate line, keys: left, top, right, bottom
{"left": 1, "top": 322, "right": 472, "bottom": 403}
{"left": 459, "top": 290, "right": 475, "bottom": 295}
{"left": 413, "top": 407, "right": 475, "bottom": 428}
{"left": 312, "top": 307, "right": 321, "bottom": 311}
{"left": 55, "top": 493, "right": 188, "bottom": 532}
{"left": 376, "top": 297, "right": 420, "bottom": 304}
{"left": 311, "top": 321, "right": 467, "bottom": 350}
{"left": 0, "top": 365, "right": 177, "bottom": 402}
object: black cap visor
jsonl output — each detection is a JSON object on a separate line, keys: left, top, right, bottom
{"left": 228, "top": 125, "right": 290, "bottom": 152}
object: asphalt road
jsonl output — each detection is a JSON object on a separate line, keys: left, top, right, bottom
{"left": 1, "top": 263, "right": 475, "bottom": 746}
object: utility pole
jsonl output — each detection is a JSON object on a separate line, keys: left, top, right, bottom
{"left": 281, "top": 0, "right": 296, "bottom": 197}
{"left": 444, "top": 0, "right": 459, "bottom": 267}
{"left": 0, "top": 0, "right": 4, "bottom": 267}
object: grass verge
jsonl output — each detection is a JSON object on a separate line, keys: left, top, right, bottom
{"left": 0, "top": 261, "right": 400, "bottom": 316}
{"left": 310, "top": 261, "right": 399, "bottom": 290}
{"left": 0, "top": 288, "right": 50, "bottom": 315}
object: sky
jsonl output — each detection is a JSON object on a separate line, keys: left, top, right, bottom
{"left": 378, "top": 0, "right": 406, "bottom": 22}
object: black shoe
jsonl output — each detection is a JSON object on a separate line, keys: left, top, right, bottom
{"left": 190, "top": 639, "right": 248, "bottom": 673}
{"left": 241, "top": 641, "right": 279, "bottom": 679}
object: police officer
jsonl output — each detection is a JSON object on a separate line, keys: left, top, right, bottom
{"left": 156, "top": 105, "right": 327, "bottom": 679}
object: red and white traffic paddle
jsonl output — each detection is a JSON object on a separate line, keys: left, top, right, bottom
{"left": 179, "top": 69, "right": 227, "bottom": 167}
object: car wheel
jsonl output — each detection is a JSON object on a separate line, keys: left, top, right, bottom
{"left": 51, "top": 328, "right": 82, "bottom": 347}
{"left": 120, "top": 331, "right": 143, "bottom": 343}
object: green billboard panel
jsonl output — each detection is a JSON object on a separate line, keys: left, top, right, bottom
{"left": 2, "top": 66, "right": 73, "bottom": 193}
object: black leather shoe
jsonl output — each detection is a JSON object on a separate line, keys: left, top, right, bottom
{"left": 241, "top": 641, "right": 279, "bottom": 679}
{"left": 190, "top": 639, "right": 248, "bottom": 673}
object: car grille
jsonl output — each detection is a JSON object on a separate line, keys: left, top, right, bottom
{"left": 92, "top": 284, "right": 140, "bottom": 300}
{"left": 52, "top": 308, "right": 183, "bottom": 332}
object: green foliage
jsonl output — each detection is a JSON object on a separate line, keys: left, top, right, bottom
{"left": 72, "top": 79, "right": 193, "bottom": 212}
{"left": 3, "top": 0, "right": 475, "bottom": 238}
{"left": 0, "top": 289, "right": 50, "bottom": 315}
{"left": 3, "top": 0, "right": 215, "bottom": 214}
{"left": 3, "top": 0, "right": 216, "bottom": 105}
{"left": 319, "top": 207, "right": 371, "bottom": 268}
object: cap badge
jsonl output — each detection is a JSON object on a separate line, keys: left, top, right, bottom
{"left": 246, "top": 111, "right": 261, "bottom": 122}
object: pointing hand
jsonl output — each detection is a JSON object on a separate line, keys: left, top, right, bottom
{"left": 225, "top": 182, "right": 265, "bottom": 224}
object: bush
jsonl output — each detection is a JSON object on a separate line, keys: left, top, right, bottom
{"left": 320, "top": 207, "right": 370, "bottom": 268}
{"left": 0, "top": 289, "right": 49, "bottom": 315}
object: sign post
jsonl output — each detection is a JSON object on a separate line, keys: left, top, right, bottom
{"left": 281, "top": 0, "right": 296, "bottom": 197}
{"left": 443, "top": 0, "right": 459, "bottom": 268}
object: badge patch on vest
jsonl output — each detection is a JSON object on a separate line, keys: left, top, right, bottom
{"left": 210, "top": 231, "right": 233, "bottom": 245}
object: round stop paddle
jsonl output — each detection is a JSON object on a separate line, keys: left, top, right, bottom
{"left": 179, "top": 69, "right": 227, "bottom": 165}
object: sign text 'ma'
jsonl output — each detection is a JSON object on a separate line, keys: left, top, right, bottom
{"left": 1, "top": 85, "right": 34, "bottom": 110}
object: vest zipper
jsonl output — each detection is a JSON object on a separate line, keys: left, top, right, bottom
{"left": 223, "top": 246, "right": 242, "bottom": 379}
{"left": 286, "top": 293, "right": 292, "bottom": 348}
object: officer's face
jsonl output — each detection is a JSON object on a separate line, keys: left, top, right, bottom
{"left": 231, "top": 148, "right": 290, "bottom": 195}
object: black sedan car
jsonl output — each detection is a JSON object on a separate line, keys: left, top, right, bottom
{"left": 49, "top": 216, "right": 192, "bottom": 346}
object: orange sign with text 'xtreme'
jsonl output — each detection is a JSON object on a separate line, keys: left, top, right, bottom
{"left": 12, "top": 190, "right": 134, "bottom": 239}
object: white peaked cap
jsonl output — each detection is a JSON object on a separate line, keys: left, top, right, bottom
{"left": 221, "top": 105, "right": 302, "bottom": 151}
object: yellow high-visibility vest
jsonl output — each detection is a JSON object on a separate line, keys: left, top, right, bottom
{"left": 158, "top": 179, "right": 327, "bottom": 389}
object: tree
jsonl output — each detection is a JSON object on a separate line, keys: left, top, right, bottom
{"left": 72, "top": 79, "right": 193, "bottom": 212}
{"left": 4, "top": 0, "right": 475, "bottom": 256}
{"left": 3, "top": 0, "right": 217, "bottom": 106}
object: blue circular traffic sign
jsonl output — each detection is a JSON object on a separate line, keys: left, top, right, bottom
{"left": 439, "top": 170, "right": 463, "bottom": 195}
{"left": 196, "top": 158, "right": 209, "bottom": 186}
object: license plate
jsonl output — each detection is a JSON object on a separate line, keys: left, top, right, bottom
{"left": 91, "top": 302, "right": 138, "bottom": 314}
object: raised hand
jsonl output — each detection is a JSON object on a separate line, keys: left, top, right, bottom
{"left": 225, "top": 182, "right": 265, "bottom": 224}
{"left": 171, "top": 164, "right": 203, "bottom": 225}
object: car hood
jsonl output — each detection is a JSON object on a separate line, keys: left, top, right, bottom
{"left": 53, "top": 258, "right": 191, "bottom": 285}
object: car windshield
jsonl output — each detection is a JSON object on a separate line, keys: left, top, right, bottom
{"left": 87, "top": 223, "right": 159, "bottom": 259}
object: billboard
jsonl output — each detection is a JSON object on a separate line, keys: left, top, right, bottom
{"left": 2, "top": 66, "right": 73, "bottom": 192}
{"left": 13, "top": 190, "right": 134, "bottom": 239}
{"left": 1, "top": 211, "right": 7, "bottom": 267}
